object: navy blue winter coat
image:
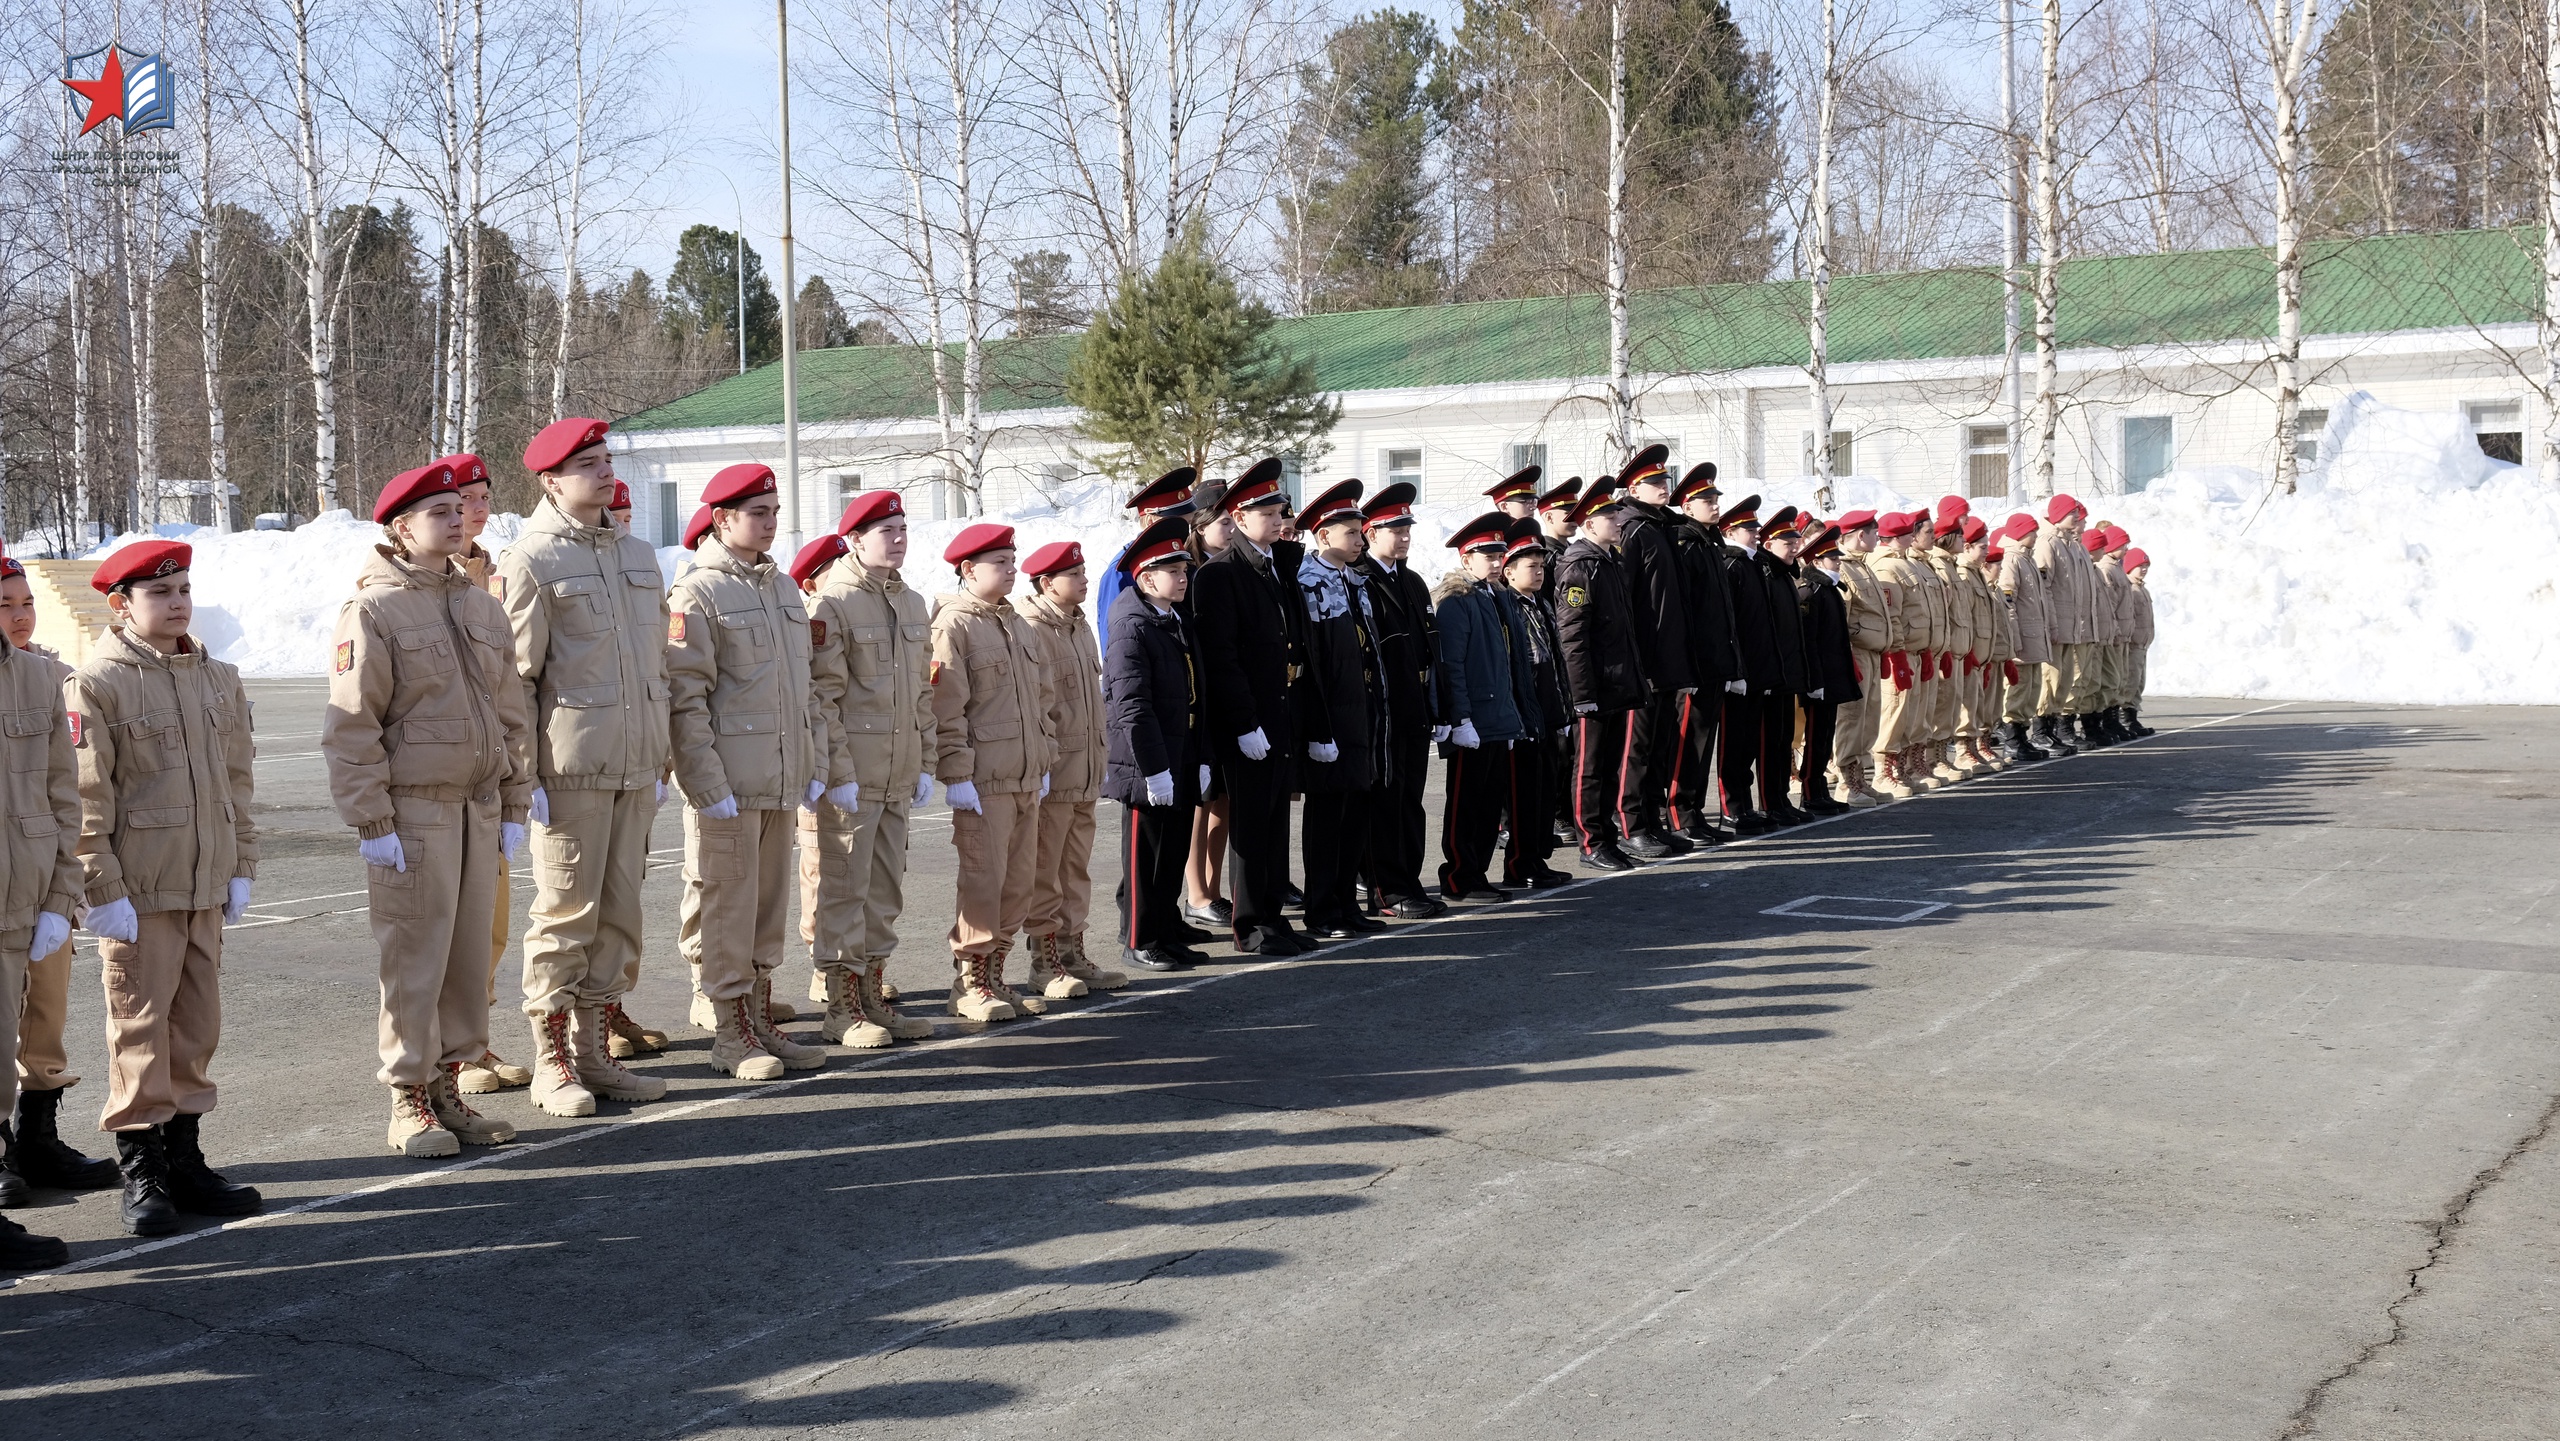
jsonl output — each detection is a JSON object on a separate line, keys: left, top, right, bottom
{"left": 1432, "top": 573, "right": 1527, "bottom": 744}
{"left": 1103, "top": 585, "right": 1203, "bottom": 808}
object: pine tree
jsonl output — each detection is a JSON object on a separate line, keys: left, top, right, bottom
{"left": 1067, "top": 217, "right": 1341, "bottom": 487}
{"left": 666, "top": 223, "right": 782, "bottom": 366}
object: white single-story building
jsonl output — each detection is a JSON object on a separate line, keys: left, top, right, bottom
{"left": 610, "top": 228, "right": 2547, "bottom": 543}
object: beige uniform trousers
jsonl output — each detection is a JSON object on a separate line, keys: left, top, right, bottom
{"left": 0, "top": 929, "right": 26, "bottom": 1131}
{"left": 2004, "top": 666, "right": 2040, "bottom": 723}
{"left": 1834, "top": 651, "right": 1885, "bottom": 764}
{"left": 99, "top": 906, "right": 225, "bottom": 1132}
{"left": 2129, "top": 646, "right": 2149, "bottom": 703}
{"left": 950, "top": 789, "right": 1039, "bottom": 961}
{"left": 1978, "top": 668, "right": 2004, "bottom": 732}
{"left": 487, "top": 861, "right": 512, "bottom": 1005}
{"left": 368, "top": 793, "right": 501, "bottom": 1086}
{"left": 1874, "top": 668, "right": 1918, "bottom": 756}
{"left": 522, "top": 785, "right": 656, "bottom": 1015}
{"left": 1029, "top": 798, "right": 1097, "bottom": 940}
{"left": 1910, "top": 669, "right": 1942, "bottom": 745}
{"left": 803, "top": 796, "right": 913, "bottom": 966}
{"left": 2040, "top": 644, "right": 2086, "bottom": 716}
{"left": 680, "top": 806, "right": 795, "bottom": 1004}
{"left": 18, "top": 934, "right": 78, "bottom": 1093}
{"left": 2108, "top": 644, "right": 2134, "bottom": 708}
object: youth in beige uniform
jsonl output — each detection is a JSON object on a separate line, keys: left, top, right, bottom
{"left": 1866, "top": 514, "right": 1937, "bottom": 796}
{"left": 665, "top": 463, "right": 829, "bottom": 1081}
{"left": 1826, "top": 514, "right": 1892, "bottom": 806}
{"left": 1995, "top": 511, "right": 2058, "bottom": 757}
{"left": 324, "top": 462, "right": 531, "bottom": 1156}
{"left": 1920, "top": 518, "right": 1973, "bottom": 780}
{"left": 930, "top": 523, "right": 1060, "bottom": 1022}
{"left": 1955, "top": 523, "right": 2007, "bottom": 771}
{"left": 69, "top": 541, "right": 264, "bottom": 1236}
{"left": 497, "top": 418, "right": 672, "bottom": 1118}
{"left": 0, "top": 604, "right": 86, "bottom": 1265}
{"left": 1014, "top": 543, "right": 1128, "bottom": 999}
{"left": 2123, "top": 549, "right": 2156, "bottom": 735}
{"left": 2035, "top": 494, "right": 2100, "bottom": 744}
{"left": 441, "top": 450, "right": 534, "bottom": 1093}
{"left": 804, "top": 490, "right": 939, "bottom": 1044}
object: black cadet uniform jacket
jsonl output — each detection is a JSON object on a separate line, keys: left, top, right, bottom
{"left": 1102, "top": 586, "right": 1205, "bottom": 808}
{"left": 1191, "top": 539, "right": 1328, "bottom": 765}
{"left": 1793, "top": 565, "right": 1864, "bottom": 703}
{"left": 1554, "top": 537, "right": 1650, "bottom": 714}
{"left": 1723, "top": 542, "right": 1789, "bottom": 696}
{"left": 1671, "top": 519, "right": 1744, "bottom": 694}
{"left": 1353, "top": 554, "right": 1439, "bottom": 739}
{"left": 1296, "top": 554, "right": 1388, "bottom": 793}
{"left": 1751, "top": 548, "right": 1813, "bottom": 696}
{"left": 1617, "top": 501, "right": 1696, "bottom": 694}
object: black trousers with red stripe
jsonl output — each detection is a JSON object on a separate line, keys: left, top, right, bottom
{"left": 1622, "top": 689, "right": 1682, "bottom": 837}
{"left": 1720, "top": 692, "right": 1794, "bottom": 817}
{"left": 1303, "top": 787, "right": 1373, "bottom": 924}
{"left": 1572, "top": 709, "right": 1638, "bottom": 849}
{"left": 1667, "top": 690, "right": 1722, "bottom": 832}
{"left": 1440, "top": 743, "right": 1508, "bottom": 895}
{"left": 1502, "top": 735, "right": 1557, "bottom": 882}
{"left": 1118, "top": 800, "right": 1194, "bottom": 952}
{"left": 1798, "top": 698, "right": 1839, "bottom": 799}
{"left": 1364, "top": 731, "right": 1433, "bottom": 906}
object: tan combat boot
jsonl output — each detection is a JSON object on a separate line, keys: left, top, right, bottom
{"left": 454, "top": 1048, "right": 531, "bottom": 1094}
{"left": 530, "top": 1009, "right": 597, "bottom": 1117}
{"left": 1056, "top": 934, "right": 1128, "bottom": 992}
{"left": 764, "top": 987, "right": 799, "bottom": 1027}
{"left": 748, "top": 977, "right": 828, "bottom": 1070}
{"left": 879, "top": 974, "right": 902, "bottom": 1003}
{"left": 434, "top": 1065, "right": 518, "bottom": 1146}
{"left": 949, "top": 952, "right": 1018, "bottom": 1024}
{"left": 1841, "top": 757, "right": 1884, "bottom": 808}
{"left": 1901, "top": 745, "right": 1935, "bottom": 790}
{"left": 389, "top": 1084, "right": 460, "bottom": 1158}
{"left": 822, "top": 964, "right": 895, "bottom": 1048}
{"left": 689, "top": 961, "right": 718, "bottom": 1032}
{"left": 808, "top": 969, "right": 831, "bottom": 1005}
{"left": 573, "top": 1005, "right": 670, "bottom": 1101}
{"left": 1928, "top": 742, "right": 1965, "bottom": 784}
{"left": 862, "top": 959, "right": 935, "bottom": 1040}
{"left": 1025, "top": 934, "right": 1089, "bottom": 1001}
{"left": 986, "top": 941, "right": 1048, "bottom": 1016}
{"left": 1872, "top": 752, "right": 1912, "bottom": 800}
{"left": 709, "top": 994, "right": 787, "bottom": 1080}
{"left": 603, "top": 1002, "right": 667, "bottom": 1059}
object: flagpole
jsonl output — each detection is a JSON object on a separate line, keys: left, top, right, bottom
{"left": 775, "top": 0, "right": 802, "bottom": 555}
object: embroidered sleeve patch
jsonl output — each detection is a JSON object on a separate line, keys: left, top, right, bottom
{"left": 67, "top": 711, "right": 84, "bottom": 747}
{"left": 490, "top": 575, "right": 506, "bottom": 601}
{"left": 810, "top": 619, "right": 827, "bottom": 647}
{"left": 668, "top": 613, "right": 688, "bottom": 644}
{"left": 928, "top": 659, "right": 945, "bottom": 686}
{"left": 1563, "top": 585, "right": 1588, "bottom": 607}
{"left": 335, "top": 640, "right": 355, "bottom": 674}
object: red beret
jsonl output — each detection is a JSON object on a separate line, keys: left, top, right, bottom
{"left": 2080, "top": 530, "right": 2108, "bottom": 554}
{"left": 608, "top": 481, "right": 632, "bottom": 511}
{"left": 2124, "top": 547, "right": 2150, "bottom": 570}
{"left": 0, "top": 556, "right": 24, "bottom": 582}
{"left": 1876, "top": 511, "right": 1917, "bottom": 539}
{"left": 92, "top": 539, "right": 192, "bottom": 594}
{"left": 1299, "top": 479, "right": 1365, "bottom": 531}
{"left": 524, "top": 417, "right": 609, "bottom": 473}
{"left": 1935, "top": 495, "right": 1971, "bottom": 524}
{"left": 2001, "top": 512, "right": 2038, "bottom": 541}
{"left": 789, "top": 533, "right": 848, "bottom": 585}
{"left": 837, "top": 490, "right": 904, "bottom": 534}
{"left": 944, "top": 522, "right": 1016, "bottom": 566}
{"left": 373, "top": 461, "right": 460, "bottom": 523}
{"left": 703, "top": 463, "right": 778, "bottom": 509}
{"left": 1987, "top": 544, "right": 2006, "bottom": 565}
{"left": 1023, "top": 540, "right": 1084, "bottom": 577}
{"left": 1836, "top": 509, "right": 1877, "bottom": 530}
{"left": 1960, "top": 516, "right": 1988, "bottom": 544}
{"left": 435, "top": 452, "right": 490, "bottom": 488}
{"left": 682, "top": 504, "right": 719, "bottom": 549}
{"left": 2101, "top": 525, "right": 2131, "bottom": 552}
{"left": 2046, "top": 493, "right": 2084, "bottom": 523}
{"left": 1446, "top": 511, "right": 1512, "bottom": 553}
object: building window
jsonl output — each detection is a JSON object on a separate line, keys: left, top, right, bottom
{"left": 1508, "top": 442, "right": 1547, "bottom": 477}
{"left": 2467, "top": 400, "right": 2523, "bottom": 464}
{"left": 1800, "top": 430, "right": 1852, "bottom": 476}
{"left": 830, "top": 473, "right": 864, "bottom": 528}
{"left": 2293, "top": 410, "right": 2327, "bottom": 466}
{"left": 1965, "top": 425, "right": 2009, "bottom": 498}
{"left": 1279, "top": 455, "right": 1304, "bottom": 507}
{"left": 926, "top": 476, "right": 949, "bottom": 521}
{"left": 2122, "top": 416, "right": 2172, "bottom": 492}
{"left": 1383, "top": 448, "right": 1422, "bottom": 497}
{"left": 654, "top": 481, "right": 680, "bottom": 548}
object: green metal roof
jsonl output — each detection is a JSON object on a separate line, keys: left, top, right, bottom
{"left": 620, "top": 228, "right": 2543, "bottom": 434}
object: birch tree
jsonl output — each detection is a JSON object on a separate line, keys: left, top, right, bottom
{"left": 2031, "top": 0, "right": 2063, "bottom": 501}
{"left": 2256, "top": 0, "right": 2318, "bottom": 495}
{"left": 1807, "top": 0, "right": 1838, "bottom": 505}
{"left": 197, "top": 0, "right": 234, "bottom": 530}
{"left": 2546, "top": 0, "right": 2560, "bottom": 485}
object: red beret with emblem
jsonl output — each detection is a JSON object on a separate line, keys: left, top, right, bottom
{"left": 789, "top": 533, "right": 848, "bottom": 585}
{"left": 837, "top": 490, "right": 904, "bottom": 534}
{"left": 0, "top": 555, "right": 23, "bottom": 582}
{"left": 1876, "top": 511, "right": 1917, "bottom": 539}
{"left": 1299, "top": 479, "right": 1366, "bottom": 532}
{"left": 1961, "top": 515, "right": 1988, "bottom": 544}
{"left": 1446, "top": 511, "right": 1512, "bottom": 554}
{"left": 1023, "top": 540, "right": 1084, "bottom": 577}
{"left": 703, "top": 463, "right": 778, "bottom": 509}
{"left": 1837, "top": 509, "right": 1878, "bottom": 531}
{"left": 1119, "top": 515, "right": 1192, "bottom": 574}
{"left": 1485, "top": 465, "right": 1541, "bottom": 503}
{"left": 92, "top": 539, "right": 192, "bottom": 594}
{"left": 2001, "top": 511, "right": 2038, "bottom": 541}
{"left": 373, "top": 461, "right": 460, "bottom": 523}
{"left": 524, "top": 416, "right": 610, "bottom": 473}
{"left": 2124, "top": 547, "right": 2150, "bottom": 570}
{"left": 1362, "top": 481, "right": 1418, "bottom": 528}
{"left": 1221, "top": 458, "right": 1288, "bottom": 513}
{"left": 436, "top": 452, "right": 490, "bottom": 489}
{"left": 682, "top": 504, "right": 719, "bottom": 549}
{"left": 608, "top": 481, "right": 632, "bottom": 511}
{"left": 943, "top": 521, "right": 1017, "bottom": 566}
{"left": 2046, "top": 492, "right": 2084, "bottom": 523}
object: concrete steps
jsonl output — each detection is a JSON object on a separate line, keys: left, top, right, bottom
{"left": 24, "top": 559, "right": 116, "bottom": 667}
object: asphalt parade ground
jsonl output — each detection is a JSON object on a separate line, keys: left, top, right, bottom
{"left": 3, "top": 688, "right": 2557, "bottom": 1440}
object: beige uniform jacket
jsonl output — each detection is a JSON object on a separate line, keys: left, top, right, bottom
{"left": 1962, "top": 557, "right": 2013, "bottom": 662}
{"left": 1870, "top": 551, "right": 1937, "bottom": 655}
{"left": 323, "top": 546, "right": 534, "bottom": 840}
{"left": 1925, "top": 550, "right": 1975, "bottom": 662}
{"left": 460, "top": 542, "right": 498, "bottom": 595}
{"left": 1014, "top": 593, "right": 1103, "bottom": 803}
{"left": 2094, "top": 557, "right": 2133, "bottom": 644}
{"left": 69, "top": 629, "right": 257, "bottom": 914}
{"left": 2036, "top": 524, "right": 2101, "bottom": 646}
{"left": 497, "top": 499, "right": 672, "bottom": 791}
{"left": 1998, "top": 545, "right": 2054, "bottom": 666}
{"left": 928, "top": 593, "right": 1057, "bottom": 794}
{"left": 666, "top": 547, "right": 821, "bottom": 811}
{"left": 2129, "top": 580, "right": 2156, "bottom": 645}
{"left": 2, "top": 637, "right": 83, "bottom": 932}
{"left": 808, "top": 566, "right": 933, "bottom": 793}
{"left": 1837, "top": 556, "right": 1894, "bottom": 655}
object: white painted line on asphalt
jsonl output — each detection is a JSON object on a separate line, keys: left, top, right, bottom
{"left": 1762, "top": 895, "right": 1947, "bottom": 924}
{"left": 1741, "top": 1231, "right": 1969, "bottom": 1399}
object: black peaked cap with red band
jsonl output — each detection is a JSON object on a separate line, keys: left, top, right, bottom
{"left": 1445, "top": 510, "right": 1511, "bottom": 553}
{"left": 1535, "top": 477, "right": 1582, "bottom": 513}
{"left": 1361, "top": 481, "right": 1418, "bottom": 528}
{"left": 1220, "top": 457, "right": 1288, "bottom": 513}
{"left": 1298, "top": 479, "right": 1366, "bottom": 531}
{"left": 1118, "top": 515, "right": 1192, "bottom": 574}
{"left": 1617, "top": 442, "right": 1672, "bottom": 491}
{"left": 1670, "top": 461, "right": 1721, "bottom": 507}
{"left": 1566, "top": 478, "right": 1623, "bottom": 527}
{"left": 1484, "top": 465, "right": 1541, "bottom": 504}
{"left": 1129, "top": 466, "right": 1198, "bottom": 514}
{"left": 1718, "top": 493, "right": 1763, "bottom": 530}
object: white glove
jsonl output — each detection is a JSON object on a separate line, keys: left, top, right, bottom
{"left": 1575, "top": 702, "right": 1599, "bottom": 715}
{"left": 1198, "top": 764, "right": 1211, "bottom": 793}
{"left": 501, "top": 822, "right": 525, "bottom": 861}
{"left": 1809, "top": 687, "right": 1825, "bottom": 700}
{"left": 1308, "top": 740, "right": 1339, "bottom": 764}
{"left": 1432, "top": 725, "right": 1451, "bottom": 743}
{"left": 528, "top": 786, "right": 550, "bottom": 826}
{"left": 30, "top": 911, "right": 70, "bottom": 961}
{"left": 1678, "top": 686, "right": 1697, "bottom": 697}
{"left": 359, "top": 832, "right": 407, "bottom": 873}
{"left": 1725, "top": 679, "right": 1748, "bottom": 695}
{"left": 826, "top": 781, "right": 861, "bottom": 810}
{"left": 85, "top": 896, "right": 139, "bottom": 944}
{"left": 946, "top": 779, "right": 982, "bottom": 814}
{"left": 699, "top": 794, "right": 740, "bottom": 820}
{"left": 1236, "top": 727, "right": 1270, "bottom": 761}
{"left": 913, "top": 772, "right": 934, "bottom": 807}
{"left": 1452, "top": 719, "right": 1482, "bottom": 749}
{"left": 1038, "top": 772, "right": 1051, "bottom": 800}
{"left": 656, "top": 779, "right": 670, "bottom": 806}
{"left": 1145, "top": 769, "right": 1175, "bottom": 805}
{"left": 803, "top": 778, "right": 827, "bottom": 810}
{"left": 223, "top": 878, "right": 252, "bottom": 926}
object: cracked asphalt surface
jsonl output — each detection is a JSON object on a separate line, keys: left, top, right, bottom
{"left": 2, "top": 690, "right": 2556, "bottom": 1439}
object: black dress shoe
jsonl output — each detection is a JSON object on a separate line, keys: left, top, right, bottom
{"left": 12, "top": 1089, "right": 119, "bottom": 1191}
{"left": 0, "top": 1212, "right": 68, "bottom": 1271}
{"left": 1732, "top": 811, "right": 1774, "bottom": 836}
{"left": 1451, "top": 885, "right": 1512, "bottom": 903}
{"left": 1168, "top": 921, "right": 1216, "bottom": 944}
{"left": 1530, "top": 866, "right": 1576, "bottom": 888}
{"left": 1767, "top": 803, "right": 1812, "bottom": 827}
{"left": 115, "top": 1131, "right": 181, "bottom": 1237}
{"left": 1239, "top": 927, "right": 1309, "bottom": 956}
{"left": 1181, "top": 897, "right": 1234, "bottom": 928}
{"left": 1283, "top": 884, "right": 1306, "bottom": 909}
{"left": 1804, "top": 793, "right": 1849, "bottom": 817}
{"left": 1388, "top": 894, "right": 1448, "bottom": 919}
{"left": 1581, "top": 844, "right": 1636, "bottom": 872}
{"left": 1123, "top": 944, "right": 1191, "bottom": 972}
{"left": 1346, "top": 912, "right": 1389, "bottom": 933}
{"left": 1623, "top": 831, "right": 1675, "bottom": 860}
{"left": 1307, "top": 918, "right": 1357, "bottom": 940}
{"left": 0, "top": 1150, "right": 27, "bottom": 1208}
{"left": 161, "top": 1114, "right": 261, "bottom": 1217}
{"left": 1677, "top": 818, "right": 1729, "bottom": 844}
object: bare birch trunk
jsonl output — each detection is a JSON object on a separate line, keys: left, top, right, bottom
{"left": 1604, "top": 0, "right": 1632, "bottom": 462}
{"left": 1108, "top": 0, "right": 1139, "bottom": 269}
{"left": 2545, "top": 0, "right": 2560, "bottom": 484}
{"left": 553, "top": 0, "right": 591, "bottom": 423}
{"left": 2003, "top": 0, "right": 2023, "bottom": 496}
{"left": 197, "top": 0, "right": 232, "bottom": 530}
{"left": 438, "top": 0, "right": 463, "bottom": 454}
{"left": 462, "top": 0, "right": 488, "bottom": 452}
{"left": 2269, "top": 0, "right": 2315, "bottom": 496}
{"left": 1807, "top": 0, "right": 1837, "bottom": 508}
{"left": 290, "top": 0, "right": 339, "bottom": 514}
{"left": 1164, "top": 0, "right": 1183, "bottom": 246}
{"left": 2032, "top": 0, "right": 2062, "bottom": 501}
{"left": 946, "top": 0, "right": 987, "bottom": 505}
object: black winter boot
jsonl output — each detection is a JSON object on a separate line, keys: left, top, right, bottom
{"left": 2029, "top": 716, "right": 2071, "bottom": 756}
{"left": 2127, "top": 707, "right": 2156, "bottom": 738}
{"left": 13, "top": 1087, "right": 120, "bottom": 1190}
{"left": 161, "top": 1113, "right": 261, "bottom": 1217}
{"left": 1994, "top": 721, "right": 2032, "bottom": 765}
{"left": 0, "top": 1125, "right": 26, "bottom": 1207}
{"left": 115, "top": 1130, "right": 181, "bottom": 1237}
{"left": 0, "top": 1210, "right": 67, "bottom": 1271}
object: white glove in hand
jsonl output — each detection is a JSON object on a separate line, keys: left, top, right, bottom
{"left": 359, "top": 833, "right": 407, "bottom": 873}
{"left": 1145, "top": 770, "right": 1175, "bottom": 806}
{"left": 1679, "top": 686, "right": 1697, "bottom": 697}
{"left": 223, "top": 878, "right": 252, "bottom": 927}
{"left": 1308, "top": 740, "right": 1340, "bottom": 764}
{"left": 30, "top": 912, "right": 70, "bottom": 962}
{"left": 501, "top": 822, "right": 525, "bottom": 862}
{"left": 528, "top": 786, "right": 550, "bottom": 826}
{"left": 656, "top": 779, "right": 670, "bottom": 806}
{"left": 913, "top": 772, "right": 935, "bottom": 808}
{"left": 1575, "top": 702, "right": 1599, "bottom": 715}
{"left": 1725, "top": 679, "right": 1749, "bottom": 695}
{"left": 86, "top": 896, "right": 139, "bottom": 944}
{"left": 1431, "top": 725, "right": 1451, "bottom": 743}
{"left": 1451, "top": 719, "right": 1482, "bottom": 749}
{"left": 1236, "top": 727, "right": 1270, "bottom": 761}
{"left": 826, "top": 782, "right": 861, "bottom": 810}
{"left": 1809, "top": 687, "right": 1825, "bottom": 700}
{"left": 1039, "top": 773, "right": 1051, "bottom": 800}
{"left": 803, "top": 778, "right": 827, "bottom": 810}
{"left": 1198, "top": 764, "right": 1211, "bottom": 793}
{"left": 946, "top": 779, "right": 983, "bottom": 814}
{"left": 700, "top": 795, "right": 740, "bottom": 820}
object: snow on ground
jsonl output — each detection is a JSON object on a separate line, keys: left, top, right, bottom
{"left": 41, "top": 393, "right": 2560, "bottom": 703}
